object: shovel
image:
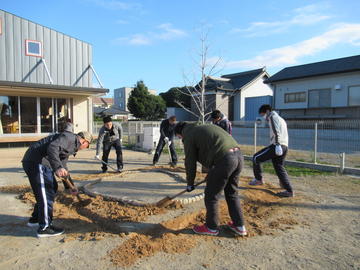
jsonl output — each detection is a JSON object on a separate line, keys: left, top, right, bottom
{"left": 156, "top": 179, "right": 207, "bottom": 207}
{"left": 95, "top": 156, "right": 120, "bottom": 172}
{"left": 62, "top": 175, "right": 91, "bottom": 206}
{"left": 166, "top": 141, "right": 174, "bottom": 167}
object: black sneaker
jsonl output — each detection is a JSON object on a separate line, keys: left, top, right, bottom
{"left": 277, "top": 191, "right": 294, "bottom": 197}
{"left": 27, "top": 217, "right": 39, "bottom": 228}
{"left": 37, "top": 225, "right": 65, "bottom": 238}
{"left": 117, "top": 165, "right": 123, "bottom": 172}
{"left": 101, "top": 168, "right": 107, "bottom": 173}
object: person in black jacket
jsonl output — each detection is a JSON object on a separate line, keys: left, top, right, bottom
{"left": 211, "top": 110, "right": 232, "bottom": 135}
{"left": 22, "top": 130, "right": 92, "bottom": 238}
{"left": 153, "top": 116, "right": 177, "bottom": 166}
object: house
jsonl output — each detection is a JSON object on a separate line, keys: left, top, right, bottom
{"left": 114, "top": 87, "right": 157, "bottom": 112}
{"left": 0, "top": 10, "right": 108, "bottom": 143}
{"left": 93, "top": 97, "right": 114, "bottom": 108}
{"left": 266, "top": 55, "right": 360, "bottom": 120}
{"left": 191, "top": 68, "right": 273, "bottom": 121}
{"left": 93, "top": 106, "right": 129, "bottom": 121}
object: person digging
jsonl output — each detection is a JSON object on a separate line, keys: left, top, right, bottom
{"left": 153, "top": 115, "right": 177, "bottom": 167}
{"left": 249, "top": 104, "right": 294, "bottom": 197}
{"left": 211, "top": 109, "right": 232, "bottom": 135}
{"left": 174, "top": 122, "right": 247, "bottom": 236}
{"left": 95, "top": 116, "right": 124, "bottom": 172}
{"left": 22, "top": 130, "right": 93, "bottom": 237}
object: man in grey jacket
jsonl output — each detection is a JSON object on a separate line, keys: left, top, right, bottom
{"left": 249, "top": 104, "right": 294, "bottom": 197}
{"left": 22, "top": 130, "right": 92, "bottom": 237}
{"left": 95, "top": 116, "right": 123, "bottom": 172}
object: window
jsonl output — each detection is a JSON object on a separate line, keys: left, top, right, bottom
{"left": 349, "top": 86, "right": 360, "bottom": 106}
{"left": 308, "top": 89, "right": 331, "bottom": 108}
{"left": 0, "top": 96, "right": 19, "bottom": 134}
{"left": 56, "top": 98, "right": 69, "bottom": 132}
{"left": 40, "top": 98, "right": 53, "bottom": 133}
{"left": 285, "top": 92, "right": 306, "bottom": 103}
{"left": 25, "top": 40, "right": 42, "bottom": 57}
{"left": 20, "top": 97, "right": 37, "bottom": 133}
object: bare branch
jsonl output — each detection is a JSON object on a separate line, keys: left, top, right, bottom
{"left": 175, "top": 101, "right": 199, "bottom": 118}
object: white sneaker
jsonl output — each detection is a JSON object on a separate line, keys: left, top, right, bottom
{"left": 249, "top": 178, "right": 264, "bottom": 186}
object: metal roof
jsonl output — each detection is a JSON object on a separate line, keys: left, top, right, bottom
{"left": 266, "top": 55, "right": 360, "bottom": 83}
{"left": 0, "top": 80, "right": 109, "bottom": 95}
{"left": 222, "top": 67, "right": 267, "bottom": 89}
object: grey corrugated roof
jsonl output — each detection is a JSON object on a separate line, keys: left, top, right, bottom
{"left": 266, "top": 55, "right": 360, "bottom": 83}
{"left": 222, "top": 68, "right": 266, "bottom": 89}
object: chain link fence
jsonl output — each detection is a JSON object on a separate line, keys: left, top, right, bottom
{"left": 94, "top": 119, "right": 360, "bottom": 168}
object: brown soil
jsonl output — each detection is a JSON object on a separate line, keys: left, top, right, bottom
{"left": 108, "top": 179, "right": 301, "bottom": 267}
{"left": 4, "top": 174, "right": 301, "bottom": 267}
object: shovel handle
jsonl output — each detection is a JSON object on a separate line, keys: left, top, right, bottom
{"left": 169, "top": 179, "right": 207, "bottom": 200}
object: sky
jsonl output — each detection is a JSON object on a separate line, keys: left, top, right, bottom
{"left": 2, "top": 0, "right": 360, "bottom": 96}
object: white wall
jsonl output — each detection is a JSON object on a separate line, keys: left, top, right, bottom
{"left": 72, "top": 96, "right": 90, "bottom": 133}
{"left": 274, "top": 71, "right": 360, "bottom": 109}
{"left": 234, "top": 75, "right": 273, "bottom": 121}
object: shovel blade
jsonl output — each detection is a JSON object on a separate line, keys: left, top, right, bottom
{"left": 156, "top": 196, "right": 173, "bottom": 207}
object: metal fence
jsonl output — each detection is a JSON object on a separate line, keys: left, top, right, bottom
{"left": 93, "top": 119, "right": 360, "bottom": 168}
{"left": 232, "top": 119, "right": 360, "bottom": 168}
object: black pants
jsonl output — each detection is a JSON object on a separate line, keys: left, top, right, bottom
{"left": 22, "top": 162, "right": 58, "bottom": 229}
{"left": 253, "top": 144, "right": 292, "bottom": 192}
{"left": 153, "top": 137, "right": 178, "bottom": 164}
{"left": 102, "top": 139, "right": 123, "bottom": 171}
{"left": 205, "top": 150, "right": 245, "bottom": 230}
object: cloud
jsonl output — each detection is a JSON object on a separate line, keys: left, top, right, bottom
{"left": 155, "top": 23, "right": 187, "bottom": 40}
{"left": 115, "top": 19, "right": 129, "bottom": 25}
{"left": 114, "top": 34, "right": 151, "bottom": 46}
{"left": 231, "top": 3, "right": 332, "bottom": 37}
{"left": 225, "top": 23, "right": 360, "bottom": 69}
{"left": 87, "top": 0, "right": 141, "bottom": 11}
{"left": 113, "top": 23, "right": 187, "bottom": 46}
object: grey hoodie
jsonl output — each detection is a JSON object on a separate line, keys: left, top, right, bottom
{"left": 96, "top": 122, "right": 122, "bottom": 155}
{"left": 266, "top": 111, "right": 288, "bottom": 147}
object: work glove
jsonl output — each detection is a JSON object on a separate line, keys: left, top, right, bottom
{"left": 164, "top": 137, "right": 169, "bottom": 144}
{"left": 186, "top": 185, "right": 195, "bottom": 192}
{"left": 120, "top": 139, "right": 123, "bottom": 143}
{"left": 95, "top": 155, "right": 100, "bottom": 159}
{"left": 168, "top": 140, "right": 172, "bottom": 146}
{"left": 275, "top": 144, "right": 283, "bottom": 156}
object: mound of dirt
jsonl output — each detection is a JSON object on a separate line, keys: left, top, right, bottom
{"left": 108, "top": 179, "right": 301, "bottom": 267}
{"left": 0, "top": 185, "right": 31, "bottom": 194}
{"left": 7, "top": 172, "right": 300, "bottom": 267}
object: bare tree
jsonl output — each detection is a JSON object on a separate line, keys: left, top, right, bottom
{"left": 174, "top": 30, "right": 237, "bottom": 124}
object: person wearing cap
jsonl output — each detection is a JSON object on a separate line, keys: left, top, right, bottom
{"left": 174, "top": 122, "right": 247, "bottom": 237}
{"left": 95, "top": 116, "right": 123, "bottom": 172}
{"left": 153, "top": 115, "right": 177, "bottom": 167}
{"left": 210, "top": 110, "right": 232, "bottom": 135}
{"left": 22, "top": 129, "right": 92, "bottom": 237}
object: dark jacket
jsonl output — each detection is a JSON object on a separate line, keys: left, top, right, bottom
{"left": 160, "top": 119, "right": 176, "bottom": 139}
{"left": 22, "top": 131, "right": 80, "bottom": 171}
{"left": 214, "top": 114, "right": 232, "bottom": 134}
{"left": 182, "top": 123, "right": 239, "bottom": 185}
{"left": 96, "top": 122, "right": 122, "bottom": 155}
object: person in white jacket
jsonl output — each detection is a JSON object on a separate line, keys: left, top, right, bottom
{"left": 249, "top": 104, "right": 294, "bottom": 197}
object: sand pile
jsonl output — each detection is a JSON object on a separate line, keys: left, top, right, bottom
{"left": 3, "top": 173, "right": 300, "bottom": 267}
{"left": 108, "top": 180, "right": 301, "bottom": 267}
